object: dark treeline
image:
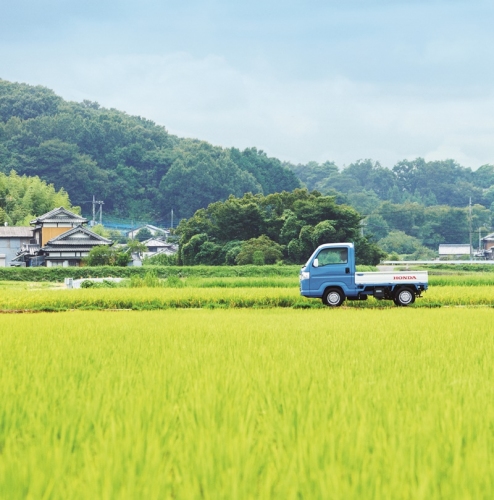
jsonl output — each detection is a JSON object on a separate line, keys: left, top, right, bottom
{"left": 175, "top": 190, "right": 384, "bottom": 265}
{"left": 288, "top": 159, "right": 494, "bottom": 253}
{"left": 0, "top": 79, "right": 299, "bottom": 221}
{"left": 289, "top": 159, "right": 494, "bottom": 209}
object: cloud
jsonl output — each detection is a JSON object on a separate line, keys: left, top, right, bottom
{"left": 1, "top": 0, "right": 494, "bottom": 171}
{"left": 22, "top": 51, "right": 488, "bottom": 170}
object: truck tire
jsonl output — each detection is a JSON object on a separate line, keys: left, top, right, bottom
{"left": 322, "top": 288, "right": 345, "bottom": 307}
{"left": 393, "top": 287, "right": 415, "bottom": 307}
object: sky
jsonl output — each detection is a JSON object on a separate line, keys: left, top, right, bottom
{"left": 1, "top": 0, "right": 493, "bottom": 169}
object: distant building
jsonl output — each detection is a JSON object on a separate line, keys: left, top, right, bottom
{"left": 39, "top": 225, "right": 112, "bottom": 267}
{"left": 141, "top": 238, "right": 178, "bottom": 258}
{"left": 480, "top": 233, "right": 494, "bottom": 260}
{"left": 126, "top": 225, "right": 169, "bottom": 240}
{"left": 0, "top": 226, "right": 34, "bottom": 266}
{"left": 31, "top": 207, "right": 87, "bottom": 246}
{"left": 12, "top": 207, "right": 113, "bottom": 267}
{"left": 438, "top": 244, "right": 472, "bottom": 258}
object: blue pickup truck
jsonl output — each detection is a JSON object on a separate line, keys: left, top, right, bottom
{"left": 299, "top": 243, "right": 428, "bottom": 307}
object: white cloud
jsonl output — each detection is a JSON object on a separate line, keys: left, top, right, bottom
{"left": 2, "top": 50, "right": 494, "bottom": 169}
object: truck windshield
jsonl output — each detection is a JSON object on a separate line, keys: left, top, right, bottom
{"left": 315, "top": 248, "right": 348, "bottom": 266}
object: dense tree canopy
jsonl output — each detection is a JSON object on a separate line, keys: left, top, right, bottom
{"left": 176, "top": 189, "right": 384, "bottom": 265}
{"left": 0, "top": 170, "right": 75, "bottom": 225}
{"left": 289, "top": 158, "right": 494, "bottom": 254}
{"left": 0, "top": 79, "right": 300, "bottom": 221}
{"left": 289, "top": 158, "right": 492, "bottom": 209}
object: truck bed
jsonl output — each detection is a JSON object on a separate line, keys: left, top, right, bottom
{"left": 355, "top": 271, "right": 428, "bottom": 285}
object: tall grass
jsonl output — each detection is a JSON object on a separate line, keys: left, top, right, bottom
{"left": 1, "top": 309, "right": 494, "bottom": 498}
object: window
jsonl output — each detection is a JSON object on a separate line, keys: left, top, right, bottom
{"left": 315, "top": 248, "right": 348, "bottom": 267}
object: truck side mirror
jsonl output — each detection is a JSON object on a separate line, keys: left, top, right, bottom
{"left": 313, "top": 258, "right": 319, "bottom": 268}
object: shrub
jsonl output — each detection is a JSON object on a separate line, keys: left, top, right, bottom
{"left": 236, "top": 236, "right": 283, "bottom": 265}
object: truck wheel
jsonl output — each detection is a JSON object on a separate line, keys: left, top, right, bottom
{"left": 322, "top": 288, "right": 345, "bottom": 307}
{"left": 394, "top": 287, "right": 415, "bottom": 307}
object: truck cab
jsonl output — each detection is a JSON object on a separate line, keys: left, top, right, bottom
{"left": 300, "top": 243, "right": 428, "bottom": 307}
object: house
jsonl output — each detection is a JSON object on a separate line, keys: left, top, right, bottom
{"left": 31, "top": 207, "right": 87, "bottom": 246}
{"left": 142, "top": 238, "right": 178, "bottom": 258}
{"left": 39, "top": 225, "right": 112, "bottom": 267}
{"left": 479, "top": 233, "right": 494, "bottom": 259}
{"left": 126, "top": 225, "right": 169, "bottom": 240}
{"left": 438, "top": 244, "right": 472, "bottom": 258}
{"left": 12, "top": 207, "right": 113, "bottom": 267}
{"left": 481, "top": 233, "right": 494, "bottom": 252}
{"left": 0, "top": 226, "right": 35, "bottom": 266}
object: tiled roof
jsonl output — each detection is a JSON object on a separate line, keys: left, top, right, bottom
{"left": 30, "top": 207, "right": 87, "bottom": 225}
{"left": 44, "top": 240, "right": 109, "bottom": 247}
{"left": 46, "top": 225, "right": 112, "bottom": 245}
{"left": 0, "top": 227, "right": 33, "bottom": 237}
{"left": 143, "top": 238, "right": 169, "bottom": 247}
{"left": 42, "top": 246, "right": 99, "bottom": 252}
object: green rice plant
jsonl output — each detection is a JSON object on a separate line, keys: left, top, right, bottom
{"left": 80, "top": 279, "right": 119, "bottom": 289}
{"left": 165, "top": 275, "right": 184, "bottom": 288}
{"left": 184, "top": 277, "right": 299, "bottom": 288}
{"left": 1, "top": 309, "right": 494, "bottom": 498}
{"left": 0, "top": 284, "right": 493, "bottom": 311}
{"left": 429, "top": 273, "right": 494, "bottom": 286}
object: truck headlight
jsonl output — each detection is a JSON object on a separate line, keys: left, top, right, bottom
{"left": 300, "top": 272, "right": 310, "bottom": 281}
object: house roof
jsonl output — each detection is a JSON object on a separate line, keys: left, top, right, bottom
{"left": 43, "top": 225, "right": 112, "bottom": 248}
{"left": 127, "top": 225, "right": 168, "bottom": 236}
{"left": 438, "top": 244, "right": 471, "bottom": 255}
{"left": 0, "top": 227, "right": 33, "bottom": 238}
{"left": 143, "top": 238, "right": 169, "bottom": 247}
{"left": 30, "top": 207, "right": 87, "bottom": 225}
{"left": 482, "top": 232, "right": 494, "bottom": 241}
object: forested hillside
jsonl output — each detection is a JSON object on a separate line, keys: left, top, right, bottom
{"left": 0, "top": 79, "right": 299, "bottom": 221}
{"left": 288, "top": 159, "right": 494, "bottom": 253}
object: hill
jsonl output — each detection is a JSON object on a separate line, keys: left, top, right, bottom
{"left": 0, "top": 79, "right": 300, "bottom": 221}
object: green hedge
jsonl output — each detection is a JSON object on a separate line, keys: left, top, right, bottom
{"left": 0, "top": 265, "right": 303, "bottom": 282}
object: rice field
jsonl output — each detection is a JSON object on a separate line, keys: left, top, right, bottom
{"left": 0, "top": 283, "right": 493, "bottom": 311}
{"left": 1, "top": 308, "right": 494, "bottom": 499}
{"left": 1, "top": 273, "right": 494, "bottom": 498}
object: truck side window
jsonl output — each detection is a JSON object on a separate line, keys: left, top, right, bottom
{"left": 316, "top": 248, "right": 348, "bottom": 266}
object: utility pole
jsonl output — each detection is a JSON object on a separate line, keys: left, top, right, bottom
{"left": 92, "top": 195, "right": 95, "bottom": 227}
{"left": 91, "top": 196, "right": 104, "bottom": 227}
{"left": 171, "top": 208, "right": 174, "bottom": 230}
{"left": 469, "top": 197, "right": 473, "bottom": 260}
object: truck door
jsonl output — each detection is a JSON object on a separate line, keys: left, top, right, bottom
{"left": 310, "top": 247, "right": 354, "bottom": 293}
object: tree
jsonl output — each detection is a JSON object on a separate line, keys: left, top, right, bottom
{"left": 126, "top": 239, "right": 148, "bottom": 257}
{"left": 0, "top": 170, "right": 76, "bottom": 225}
{"left": 0, "top": 79, "right": 300, "bottom": 221}
{"left": 136, "top": 227, "right": 153, "bottom": 241}
{"left": 83, "top": 245, "right": 130, "bottom": 266}
{"left": 378, "top": 231, "right": 423, "bottom": 254}
{"left": 159, "top": 142, "right": 262, "bottom": 219}
{"left": 364, "top": 214, "right": 389, "bottom": 240}
{"left": 176, "top": 189, "right": 382, "bottom": 265}
{"left": 473, "top": 164, "right": 494, "bottom": 189}
{"left": 235, "top": 236, "right": 283, "bottom": 265}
